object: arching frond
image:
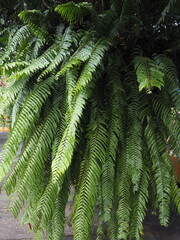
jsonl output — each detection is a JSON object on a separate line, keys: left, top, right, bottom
{"left": 55, "top": 2, "right": 96, "bottom": 24}
{"left": 39, "top": 27, "right": 73, "bottom": 80}
{"left": 73, "top": 37, "right": 111, "bottom": 94}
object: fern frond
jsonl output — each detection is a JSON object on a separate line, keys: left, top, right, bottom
{"left": 106, "top": 162, "right": 119, "bottom": 240}
{"left": 38, "top": 27, "right": 73, "bottom": 80}
{"left": 55, "top": 32, "right": 95, "bottom": 79}
{"left": 0, "top": 77, "right": 53, "bottom": 182}
{"left": 66, "top": 68, "right": 79, "bottom": 113}
{"left": 0, "top": 77, "right": 27, "bottom": 115}
{"left": 151, "top": 96, "right": 180, "bottom": 144}
{"left": 55, "top": 2, "right": 95, "bottom": 24}
{"left": 101, "top": 76, "right": 123, "bottom": 222}
{"left": 116, "top": 148, "right": 131, "bottom": 240}
{"left": 6, "top": 44, "right": 59, "bottom": 82}
{"left": 73, "top": 37, "right": 111, "bottom": 94}
{"left": 129, "top": 169, "right": 149, "bottom": 239}
{"left": 11, "top": 91, "right": 27, "bottom": 128}
{"left": 1, "top": 25, "right": 31, "bottom": 61}
{"left": 34, "top": 86, "right": 92, "bottom": 231}
{"left": 18, "top": 10, "right": 47, "bottom": 39}
{"left": 50, "top": 173, "right": 70, "bottom": 240}
{"left": 171, "top": 175, "right": 180, "bottom": 214}
{"left": 73, "top": 104, "right": 108, "bottom": 239}
{"left": 96, "top": 184, "right": 105, "bottom": 240}
{"left": 145, "top": 119, "right": 171, "bottom": 226}
{"left": 126, "top": 78, "right": 143, "bottom": 191}
{"left": 8, "top": 104, "right": 61, "bottom": 218}
{"left": 157, "top": 0, "right": 177, "bottom": 24}
{"left": 4, "top": 124, "right": 44, "bottom": 196}
{"left": 134, "top": 56, "right": 164, "bottom": 93}
{"left": 154, "top": 54, "right": 180, "bottom": 111}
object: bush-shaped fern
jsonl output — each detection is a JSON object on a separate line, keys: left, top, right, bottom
{"left": 0, "top": 1, "right": 180, "bottom": 240}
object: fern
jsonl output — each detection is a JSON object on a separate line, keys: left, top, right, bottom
{"left": 101, "top": 59, "right": 123, "bottom": 222}
{"left": 55, "top": 32, "right": 96, "bottom": 79}
{"left": 0, "top": 1, "right": 180, "bottom": 240}
{"left": 39, "top": 27, "right": 73, "bottom": 80}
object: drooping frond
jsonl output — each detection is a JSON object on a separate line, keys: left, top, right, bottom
{"left": 101, "top": 57, "right": 123, "bottom": 222}
{"left": 116, "top": 147, "right": 131, "bottom": 240}
{"left": 73, "top": 37, "right": 111, "bottom": 94}
{"left": 6, "top": 103, "right": 61, "bottom": 218}
{"left": 55, "top": 33, "right": 96, "bottom": 79}
{"left": 39, "top": 27, "right": 73, "bottom": 80}
{"left": 126, "top": 74, "right": 143, "bottom": 191}
{"left": 4, "top": 123, "right": 44, "bottom": 196}
{"left": 145, "top": 118, "right": 171, "bottom": 226}
{"left": 73, "top": 98, "right": 108, "bottom": 239}
{"left": 171, "top": 175, "right": 180, "bottom": 214}
{"left": 0, "top": 77, "right": 27, "bottom": 115}
{"left": 154, "top": 54, "right": 180, "bottom": 111}
{"left": 129, "top": 169, "right": 149, "bottom": 239}
{"left": 34, "top": 85, "right": 92, "bottom": 231}
{"left": 0, "top": 77, "right": 53, "bottom": 181}
{"left": 49, "top": 173, "right": 70, "bottom": 240}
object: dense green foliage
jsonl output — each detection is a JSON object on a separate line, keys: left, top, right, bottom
{"left": 0, "top": 0, "right": 180, "bottom": 239}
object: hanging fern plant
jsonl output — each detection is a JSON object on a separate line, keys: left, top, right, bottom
{"left": 0, "top": 0, "right": 180, "bottom": 239}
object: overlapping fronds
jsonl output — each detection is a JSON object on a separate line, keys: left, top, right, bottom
{"left": 0, "top": 1, "right": 180, "bottom": 240}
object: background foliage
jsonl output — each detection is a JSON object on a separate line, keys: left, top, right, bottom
{"left": 0, "top": 0, "right": 180, "bottom": 239}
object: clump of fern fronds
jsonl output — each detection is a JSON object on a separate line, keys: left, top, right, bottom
{"left": 0, "top": 1, "right": 180, "bottom": 240}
